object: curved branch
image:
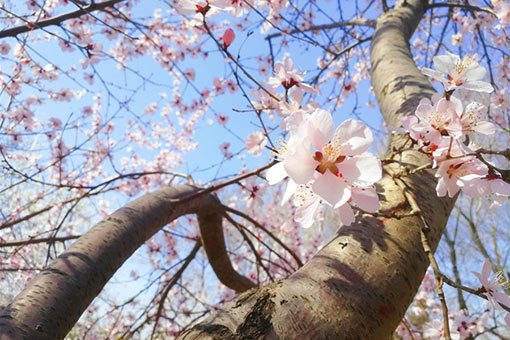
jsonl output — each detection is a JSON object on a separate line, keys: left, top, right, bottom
{"left": 0, "top": 185, "right": 254, "bottom": 340}
{"left": 198, "top": 201, "right": 257, "bottom": 292}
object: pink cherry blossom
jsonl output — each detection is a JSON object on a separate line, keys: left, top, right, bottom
{"left": 0, "top": 42, "right": 10, "bottom": 55}
{"left": 268, "top": 55, "right": 315, "bottom": 93}
{"left": 213, "top": 77, "right": 225, "bottom": 95}
{"left": 397, "top": 115, "right": 429, "bottom": 144}
{"left": 456, "top": 100, "right": 496, "bottom": 137}
{"left": 472, "top": 259, "right": 510, "bottom": 315}
{"left": 245, "top": 131, "right": 267, "bottom": 157}
{"left": 434, "top": 156, "right": 488, "bottom": 198}
{"left": 421, "top": 52, "right": 493, "bottom": 93}
{"left": 241, "top": 177, "right": 265, "bottom": 209}
{"left": 219, "top": 142, "right": 232, "bottom": 159}
{"left": 459, "top": 173, "right": 510, "bottom": 205}
{"left": 184, "top": 68, "right": 196, "bottom": 81}
{"left": 423, "top": 317, "right": 462, "bottom": 340}
{"left": 422, "top": 319, "right": 445, "bottom": 340}
{"left": 451, "top": 311, "right": 477, "bottom": 339}
{"left": 216, "top": 113, "right": 229, "bottom": 125}
{"left": 450, "top": 33, "right": 463, "bottom": 46}
{"left": 493, "top": 0, "right": 510, "bottom": 26}
{"left": 251, "top": 87, "right": 280, "bottom": 115}
{"left": 49, "top": 118, "right": 63, "bottom": 129}
{"left": 328, "top": 185, "right": 379, "bottom": 226}
{"left": 293, "top": 185, "right": 323, "bottom": 229}
{"left": 395, "top": 322, "right": 422, "bottom": 340}
{"left": 174, "top": 0, "right": 212, "bottom": 15}
{"left": 414, "top": 95, "right": 463, "bottom": 144}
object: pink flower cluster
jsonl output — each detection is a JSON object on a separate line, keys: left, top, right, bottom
{"left": 266, "top": 108, "right": 381, "bottom": 227}
{"left": 397, "top": 271, "right": 491, "bottom": 340}
{"left": 399, "top": 53, "right": 509, "bottom": 208}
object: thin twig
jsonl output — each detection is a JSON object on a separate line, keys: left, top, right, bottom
{"left": 223, "top": 205, "right": 303, "bottom": 268}
{"left": 265, "top": 18, "right": 376, "bottom": 40}
{"left": 149, "top": 241, "right": 202, "bottom": 340}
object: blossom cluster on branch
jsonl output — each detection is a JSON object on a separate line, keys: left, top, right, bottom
{"left": 397, "top": 52, "right": 510, "bottom": 210}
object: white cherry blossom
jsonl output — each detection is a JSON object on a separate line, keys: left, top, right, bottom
{"left": 268, "top": 55, "right": 315, "bottom": 93}
{"left": 472, "top": 259, "right": 510, "bottom": 323}
{"left": 422, "top": 52, "right": 493, "bottom": 93}
{"left": 245, "top": 131, "right": 267, "bottom": 157}
{"left": 266, "top": 109, "right": 381, "bottom": 226}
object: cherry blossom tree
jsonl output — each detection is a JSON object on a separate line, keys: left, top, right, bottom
{"left": 0, "top": 0, "right": 509, "bottom": 339}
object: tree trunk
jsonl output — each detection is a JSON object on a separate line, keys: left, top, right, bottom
{"left": 177, "top": 0, "right": 455, "bottom": 339}
{"left": 0, "top": 1, "right": 456, "bottom": 340}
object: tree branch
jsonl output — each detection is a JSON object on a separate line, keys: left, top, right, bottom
{"left": 0, "top": 235, "right": 80, "bottom": 248}
{"left": 0, "top": 185, "right": 254, "bottom": 340}
{"left": 0, "top": 0, "right": 123, "bottom": 39}
{"left": 427, "top": 3, "right": 496, "bottom": 17}
{"left": 265, "top": 18, "right": 376, "bottom": 40}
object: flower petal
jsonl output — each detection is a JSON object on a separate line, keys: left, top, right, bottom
{"left": 308, "top": 109, "right": 334, "bottom": 150}
{"left": 281, "top": 179, "right": 298, "bottom": 205}
{"left": 491, "top": 179, "right": 510, "bottom": 196}
{"left": 312, "top": 171, "right": 351, "bottom": 207}
{"left": 462, "top": 80, "right": 494, "bottom": 93}
{"left": 352, "top": 186, "right": 380, "bottom": 212}
{"left": 266, "top": 162, "right": 287, "bottom": 185}
{"left": 421, "top": 67, "right": 445, "bottom": 82}
{"left": 337, "top": 203, "right": 356, "bottom": 226}
{"left": 472, "top": 271, "right": 488, "bottom": 288}
{"left": 334, "top": 119, "right": 373, "bottom": 156}
{"left": 435, "top": 177, "right": 448, "bottom": 197}
{"left": 283, "top": 145, "right": 317, "bottom": 184}
{"left": 464, "top": 65, "right": 486, "bottom": 81}
{"left": 415, "top": 98, "right": 433, "bottom": 122}
{"left": 433, "top": 54, "right": 457, "bottom": 73}
{"left": 294, "top": 194, "right": 322, "bottom": 228}
{"left": 338, "top": 153, "right": 382, "bottom": 185}
{"left": 474, "top": 121, "right": 496, "bottom": 135}
{"left": 482, "top": 258, "right": 492, "bottom": 285}
{"left": 493, "top": 292, "right": 510, "bottom": 309}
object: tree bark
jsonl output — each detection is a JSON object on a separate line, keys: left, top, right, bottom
{"left": 0, "top": 185, "right": 254, "bottom": 340}
{"left": 177, "top": 0, "right": 455, "bottom": 339}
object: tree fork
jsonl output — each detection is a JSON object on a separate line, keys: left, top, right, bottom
{"left": 176, "top": 0, "right": 456, "bottom": 339}
{"left": 0, "top": 185, "right": 254, "bottom": 340}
